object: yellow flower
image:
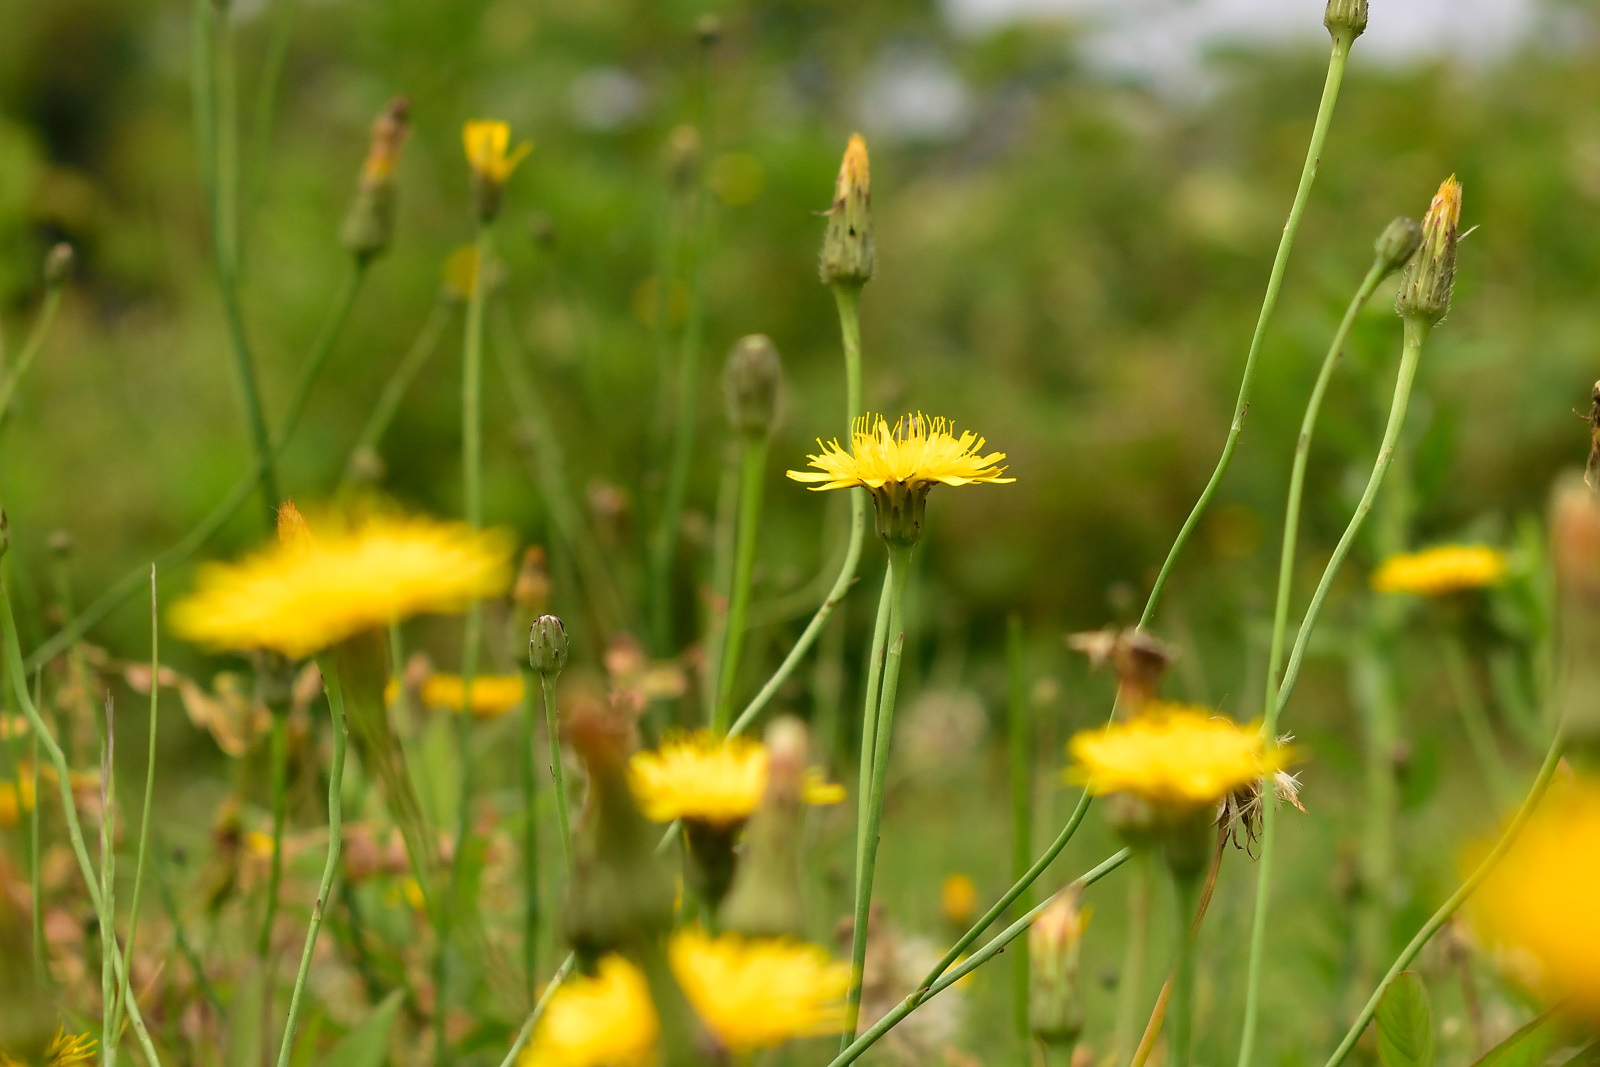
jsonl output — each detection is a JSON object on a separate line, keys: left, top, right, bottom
{"left": 941, "top": 873, "right": 979, "bottom": 924}
{"left": 418, "top": 673, "right": 526, "bottom": 719}
{"left": 1371, "top": 544, "right": 1508, "bottom": 596}
{"left": 463, "top": 120, "right": 531, "bottom": 185}
{"left": 1471, "top": 780, "right": 1600, "bottom": 1020}
{"left": 520, "top": 956, "right": 659, "bottom": 1067}
{"left": 786, "top": 413, "right": 1013, "bottom": 493}
{"left": 3, "top": 1030, "right": 98, "bottom": 1067}
{"left": 1066, "top": 703, "right": 1288, "bottom": 809}
{"left": 172, "top": 509, "right": 513, "bottom": 658}
{"left": 243, "top": 831, "right": 276, "bottom": 859}
{"left": 627, "top": 732, "right": 843, "bottom": 826}
{"left": 0, "top": 775, "right": 35, "bottom": 828}
{"left": 669, "top": 928, "right": 851, "bottom": 1052}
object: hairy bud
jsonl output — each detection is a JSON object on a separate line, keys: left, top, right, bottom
{"left": 341, "top": 97, "right": 411, "bottom": 262}
{"left": 1323, "top": 0, "right": 1368, "bottom": 40}
{"left": 1395, "top": 176, "right": 1463, "bottom": 327}
{"left": 723, "top": 334, "right": 782, "bottom": 437}
{"left": 528, "top": 615, "right": 570, "bottom": 678}
{"left": 1373, "top": 217, "right": 1422, "bottom": 279}
{"left": 1029, "top": 887, "right": 1088, "bottom": 1049}
{"left": 819, "top": 134, "right": 874, "bottom": 287}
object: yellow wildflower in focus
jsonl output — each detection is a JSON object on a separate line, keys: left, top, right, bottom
{"left": 942, "top": 873, "right": 979, "bottom": 925}
{"left": 0, "top": 776, "right": 35, "bottom": 828}
{"left": 171, "top": 511, "right": 512, "bottom": 658}
{"left": 1066, "top": 703, "right": 1288, "bottom": 809}
{"left": 627, "top": 732, "right": 843, "bottom": 825}
{"left": 520, "top": 956, "right": 659, "bottom": 1067}
{"left": 1471, "top": 780, "right": 1600, "bottom": 1020}
{"left": 787, "top": 413, "right": 1013, "bottom": 493}
{"left": 419, "top": 673, "right": 526, "bottom": 719}
{"left": 1371, "top": 544, "right": 1508, "bottom": 596}
{"left": 669, "top": 928, "right": 851, "bottom": 1052}
{"left": 464, "top": 120, "right": 531, "bottom": 185}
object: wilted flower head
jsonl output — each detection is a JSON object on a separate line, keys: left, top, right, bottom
{"left": 669, "top": 928, "right": 852, "bottom": 1052}
{"left": 519, "top": 956, "right": 659, "bottom": 1067}
{"left": 1370, "top": 544, "right": 1508, "bottom": 596}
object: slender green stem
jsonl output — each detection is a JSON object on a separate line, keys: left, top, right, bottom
{"left": 1324, "top": 727, "right": 1567, "bottom": 1067}
{"left": 1006, "top": 612, "right": 1032, "bottom": 1043}
{"left": 843, "top": 543, "right": 912, "bottom": 1047}
{"left": 541, "top": 676, "right": 574, "bottom": 879}
{"left": 25, "top": 260, "right": 366, "bottom": 671}
{"left": 1167, "top": 870, "right": 1203, "bottom": 1067}
{"left": 277, "top": 654, "right": 348, "bottom": 1067}
{"left": 246, "top": 0, "right": 298, "bottom": 227}
{"left": 1351, "top": 637, "right": 1400, "bottom": 990}
{"left": 1235, "top": 252, "right": 1389, "bottom": 1067}
{"left": 29, "top": 729, "right": 44, "bottom": 981}
{"left": 100, "top": 701, "right": 116, "bottom": 1067}
{"left": 0, "top": 576, "right": 161, "bottom": 1065}
{"left": 702, "top": 449, "right": 741, "bottom": 724}
{"left": 257, "top": 710, "right": 289, "bottom": 959}
{"left": 713, "top": 436, "right": 769, "bottom": 733}
{"left": 852, "top": 570, "right": 893, "bottom": 892}
{"left": 0, "top": 284, "right": 64, "bottom": 429}
{"left": 1112, "top": 856, "right": 1152, "bottom": 1067}
{"left": 341, "top": 297, "right": 452, "bottom": 486}
{"left": 828, "top": 848, "right": 1132, "bottom": 1067}
{"left": 499, "top": 953, "right": 576, "bottom": 1067}
{"left": 726, "top": 284, "right": 867, "bottom": 738}
{"left": 1138, "top": 31, "right": 1354, "bottom": 630}
{"left": 519, "top": 669, "right": 540, "bottom": 1004}
{"left": 1440, "top": 633, "right": 1515, "bottom": 805}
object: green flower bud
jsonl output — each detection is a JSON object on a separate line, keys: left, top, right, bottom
{"left": 43, "top": 243, "right": 74, "bottom": 287}
{"left": 1373, "top": 216, "right": 1422, "bottom": 279}
{"left": 723, "top": 334, "right": 782, "bottom": 438}
{"left": 1395, "top": 176, "right": 1463, "bottom": 327}
{"left": 665, "top": 125, "right": 703, "bottom": 194}
{"left": 340, "top": 98, "right": 410, "bottom": 263}
{"left": 1029, "top": 888, "right": 1087, "bottom": 1049}
{"left": 819, "top": 134, "right": 874, "bottom": 288}
{"left": 1323, "top": 0, "right": 1368, "bottom": 39}
{"left": 528, "top": 615, "right": 570, "bottom": 678}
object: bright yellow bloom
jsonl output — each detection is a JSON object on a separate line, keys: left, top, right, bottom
{"left": 627, "top": 732, "right": 844, "bottom": 826}
{"left": 787, "top": 413, "right": 1013, "bottom": 493}
{"left": 0, "top": 775, "right": 35, "bottom": 828}
{"left": 464, "top": 120, "right": 531, "bottom": 184}
{"left": 520, "top": 956, "right": 659, "bottom": 1067}
{"left": 1, "top": 1029, "right": 98, "bottom": 1067}
{"left": 1066, "top": 703, "right": 1288, "bottom": 808}
{"left": 172, "top": 511, "right": 513, "bottom": 658}
{"left": 418, "top": 673, "right": 526, "bottom": 718}
{"left": 1371, "top": 544, "right": 1507, "bottom": 596}
{"left": 1471, "top": 780, "right": 1600, "bottom": 1019}
{"left": 669, "top": 928, "right": 851, "bottom": 1052}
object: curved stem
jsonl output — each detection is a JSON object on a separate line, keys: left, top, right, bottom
{"left": 341, "top": 296, "right": 452, "bottom": 486}
{"left": 277, "top": 654, "right": 348, "bottom": 1067}
{"left": 541, "top": 675, "right": 574, "bottom": 879}
{"left": 0, "top": 283, "right": 64, "bottom": 428}
{"left": 1323, "top": 727, "right": 1566, "bottom": 1067}
{"left": 499, "top": 953, "right": 576, "bottom": 1067}
{"left": 1138, "top": 32, "right": 1354, "bottom": 630}
{"left": 712, "top": 435, "right": 769, "bottom": 733}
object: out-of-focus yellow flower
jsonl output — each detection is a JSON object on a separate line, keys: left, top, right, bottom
{"left": 402, "top": 877, "right": 426, "bottom": 912}
{"left": 243, "top": 831, "right": 276, "bottom": 859}
{"left": 519, "top": 956, "right": 659, "bottom": 1067}
{"left": 627, "top": 732, "right": 842, "bottom": 826}
{"left": 0, "top": 775, "right": 35, "bottom": 828}
{"left": 416, "top": 673, "right": 526, "bottom": 719}
{"left": 787, "top": 413, "right": 1013, "bottom": 493}
{"left": 443, "top": 245, "right": 480, "bottom": 302}
{"left": 1066, "top": 703, "right": 1288, "bottom": 809}
{"left": 1471, "top": 780, "right": 1600, "bottom": 1020}
{"left": 669, "top": 928, "right": 851, "bottom": 1052}
{"left": 1371, "top": 544, "right": 1508, "bottom": 596}
{"left": 2, "top": 1029, "right": 98, "bottom": 1067}
{"left": 463, "top": 120, "right": 530, "bottom": 184}
{"left": 942, "top": 873, "right": 979, "bottom": 925}
{"left": 171, "top": 507, "right": 512, "bottom": 658}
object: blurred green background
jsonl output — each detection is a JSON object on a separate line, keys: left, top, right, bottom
{"left": 0, "top": 0, "right": 1596, "bottom": 1061}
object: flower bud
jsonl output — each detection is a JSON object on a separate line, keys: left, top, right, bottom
{"left": 1551, "top": 474, "right": 1600, "bottom": 762}
{"left": 1323, "top": 0, "right": 1368, "bottom": 40}
{"left": 340, "top": 97, "right": 411, "bottom": 263}
{"left": 1373, "top": 217, "right": 1422, "bottom": 279}
{"left": 720, "top": 717, "right": 810, "bottom": 939}
{"left": 43, "top": 243, "right": 74, "bottom": 287}
{"left": 1395, "top": 176, "right": 1462, "bottom": 327}
{"left": 695, "top": 13, "right": 722, "bottom": 49}
{"left": 1029, "top": 887, "right": 1087, "bottom": 1049}
{"left": 723, "top": 334, "right": 782, "bottom": 438}
{"left": 464, "top": 119, "right": 531, "bottom": 225}
{"left": 665, "top": 125, "right": 703, "bottom": 194}
{"left": 529, "top": 615, "right": 570, "bottom": 678}
{"left": 819, "top": 134, "right": 874, "bottom": 288}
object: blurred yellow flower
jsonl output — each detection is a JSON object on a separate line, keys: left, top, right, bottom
{"left": 627, "top": 732, "right": 843, "bottom": 826}
{"left": 787, "top": 413, "right": 1013, "bottom": 493}
{"left": 520, "top": 956, "right": 659, "bottom": 1067}
{"left": 418, "top": 673, "right": 526, "bottom": 718}
{"left": 2, "top": 1029, "right": 98, "bottom": 1067}
{"left": 172, "top": 510, "right": 512, "bottom": 658}
{"left": 463, "top": 120, "right": 530, "bottom": 184}
{"left": 941, "top": 873, "right": 979, "bottom": 924}
{"left": 1371, "top": 544, "right": 1507, "bottom": 596}
{"left": 1471, "top": 780, "right": 1600, "bottom": 1020}
{"left": 0, "top": 776, "right": 35, "bottom": 828}
{"left": 669, "top": 928, "right": 851, "bottom": 1051}
{"left": 243, "top": 831, "right": 276, "bottom": 859}
{"left": 1066, "top": 703, "right": 1288, "bottom": 809}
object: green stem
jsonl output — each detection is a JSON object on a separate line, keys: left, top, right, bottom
{"left": 843, "top": 542, "right": 912, "bottom": 1048}
{"left": 277, "top": 654, "right": 349, "bottom": 1067}
{"left": 712, "top": 435, "right": 769, "bottom": 733}
{"left": 1351, "top": 637, "right": 1400, "bottom": 992}
{"left": 541, "top": 675, "right": 574, "bottom": 880}
{"left": 519, "top": 669, "right": 540, "bottom": 1004}
{"left": 1440, "top": 633, "right": 1516, "bottom": 805}
{"left": 0, "top": 283, "right": 64, "bottom": 428}
{"left": 852, "top": 569, "right": 893, "bottom": 894}
{"left": 828, "top": 848, "right": 1132, "bottom": 1067}
{"left": 1167, "top": 871, "right": 1204, "bottom": 1067}
{"left": 1323, "top": 727, "right": 1567, "bottom": 1067}
{"left": 341, "top": 296, "right": 452, "bottom": 486}
{"left": 1006, "top": 612, "right": 1032, "bottom": 1044}
{"left": 726, "top": 283, "right": 867, "bottom": 738}
{"left": 499, "top": 953, "right": 576, "bottom": 1067}
{"left": 29, "top": 729, "right": 44, "bottom": 982}
{"left": 1235, "top": 252, "right": 1389, "bottom": 1067}
{"left": 257, "top": 709, "right": 289, "bottom": 959}
{"left": 100, "top": 703, "right": 116, "bottom": 1067}
{"left": 246, "top": 0, "right": 298, "bottom": 228}
{"left": 0, "top": 575, "right": 161, "bottom": 1065}
{"left": 1138, "top": 31, "right": 1354, "bottom": 630}
{"left": 1112, "top": 856, "right": 1152, "bottom": 1067}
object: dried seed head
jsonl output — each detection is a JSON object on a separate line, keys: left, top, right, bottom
{"left": 723, "top": 334, "right": 783, "bottom": 438}
{"left": 1066, "top": 626, "right": 1177, "bottom": 716}
{"left": 1395, "top": 176, "right": 1463, "bottom": 327}
{"left": 1323, "top": 0, "right": 1368, "bottom": 40}
{"left": 1373, "top": 216, "right": 1422, "bottom": 278}
{"left": 819, "top": 134, "right": 874, "bottom": 287}
{"left": 528, "top": 614, "right": 570, "bottom": 678}
{"left": 44, "top": 243, "right": 75, "bottom": 287}
{"left": 341, "top": 97, "right": 411, "bottom": 262}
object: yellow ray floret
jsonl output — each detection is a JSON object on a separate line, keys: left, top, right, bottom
{"left": 1470, "top": 781, "right": 1600, "bottom": 1020}
{"left": 172, "top": 512, "right": 513, "bottom": 658}
{"left": 520, "top": 956, "right": 659, "bottom": 1067}
{"left": 463, "top": 119, "right": 531, "bottom": 184}
{"left": 627, "top": 732, "right": 844, "bottom": 826}
{"left": 4, "top": 1029, "right": 99, "bottom": 1067}
{"left": 1066, "top": 702, "right": 1288, "bottom": 808}
{"left": 1371, "top": 544, "right": 1507, "bottom": 596}
{"left": 669, "top": 928, "right": 851, "bottom": 1052}
{"left": 786, "top": 413, "right": 1014, "bottom": 492}
{"left": 419, "top": 673, "right": 526, "bottom": 718}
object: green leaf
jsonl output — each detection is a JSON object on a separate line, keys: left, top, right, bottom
{"left": 1471, "top": 1006, "right": 1565, "bottom": 1067}
{"left": 1376, "top": 971, "right": 1435, "bottom": 1067}
{"left": 319, "top": 990, "right": 405, "bottom": 1067}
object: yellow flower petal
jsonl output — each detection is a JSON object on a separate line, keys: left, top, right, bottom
{"left": 628, "top": 733, "right": 845, "bottom": 825}
{"left": 786, "top": 413, "right": 1014, "bottom": 494}
{"left": 1371, "top": 544, "right": 1507, "bottom": 596}
{"left": 1066, "top": 702, "right": 1288, "bottom": 808}
{"left": 520, "top": 956, "right": 659, "bottom": 1067}
{"left": 419, "top": 673, "right": 526, "bottom": 718}
{"left": 669, "top": 928, "right": 851, "bottom": 1052}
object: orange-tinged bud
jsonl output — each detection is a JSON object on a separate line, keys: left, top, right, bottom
{"left": 1395, "top": 176, "right": 1462, "bottom": 326}
{"left": 1029, "top": 887, "right": 1087, "bottom": 1047}
{"left": 341, "top": 97, "right": 410, "bottom": 261}
{"left": 276, "top": 501, "right": 313, "bottom": 550}
{"left": 819, "top": 134, "right": 874, "bottom": 287}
